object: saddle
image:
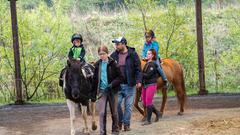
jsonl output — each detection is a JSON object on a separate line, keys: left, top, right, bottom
{"left": 59, "top": 62, "right": 94, "bottom": 87}
{"left": 81, "top": 63, "right": 94, "bottom": 79}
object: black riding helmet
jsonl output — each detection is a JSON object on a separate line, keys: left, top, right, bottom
{"left": 71, "top": 33, "right": 83, "bottom": 43}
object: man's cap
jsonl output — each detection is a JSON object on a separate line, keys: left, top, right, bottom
{"left": 112, "top": 37, "right": 127, "bottom": 44}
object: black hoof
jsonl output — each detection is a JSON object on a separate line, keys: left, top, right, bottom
{"left": 92, "top": 124, "right": 97, "bottom": 130}
{"left": 177, "top": 112, "right": 184, "bottom": 116}
{"left": 159, "top": 113, "right": 163, "bottom": 118}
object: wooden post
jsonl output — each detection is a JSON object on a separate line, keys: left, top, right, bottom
{"left": 195, "top": 0, "right": 208, "bottom": 95}
{"left": 9, "top": 0, "right": 24, "bottom": 104}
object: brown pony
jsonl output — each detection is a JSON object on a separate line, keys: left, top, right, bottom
{"left": 134, "top": 58, "right": 186, "bottom": 118}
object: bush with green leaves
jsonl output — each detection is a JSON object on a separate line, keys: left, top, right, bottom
{"left": 0, "top": 0, "right": 240, "bottom": 104}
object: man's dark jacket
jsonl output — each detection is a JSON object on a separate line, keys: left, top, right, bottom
{"left": 110, "top": 46, "right": 142, "bottom": 87}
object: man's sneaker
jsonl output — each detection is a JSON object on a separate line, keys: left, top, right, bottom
{"left": 112, "top": 130, "right": 119, "bottom": 135}
{"left": 124, "top": 125, "right": 131, "bottom": 131}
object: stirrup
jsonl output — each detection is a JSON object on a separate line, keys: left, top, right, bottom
{"left": 163, "top": 80, "right": 168, "bottom": 89}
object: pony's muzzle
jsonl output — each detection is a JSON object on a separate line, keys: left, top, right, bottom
{"left": 72, "top": 89, "right": 80, "bottom": 99}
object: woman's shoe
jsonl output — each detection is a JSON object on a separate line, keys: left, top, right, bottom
{"left": 142, "top": 106, "right": 152, "bottom": 125}
{"left": 152, "top": 106, "right": 162, "bottom": 122}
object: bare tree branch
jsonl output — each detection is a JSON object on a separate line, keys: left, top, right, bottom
{"left": 166, "top": 16, "right": 177, "bottom": 57}
{"left": 140, "top": 8, "right": 147, "bottom": 31}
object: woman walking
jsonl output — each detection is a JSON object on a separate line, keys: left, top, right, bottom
{"left": 141, "top": 49, "right": 161, "bottom": 125}
{"left": 93, "top": 45, "right": 123, "bottom": 135}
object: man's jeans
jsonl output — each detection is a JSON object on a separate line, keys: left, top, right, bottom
{"left": 118, "top": 84, "right": 136, "bottom": 126}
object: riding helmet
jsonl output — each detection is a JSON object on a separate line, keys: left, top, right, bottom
{"left": 71, "top": 33, "right": 83, "bottom": 43}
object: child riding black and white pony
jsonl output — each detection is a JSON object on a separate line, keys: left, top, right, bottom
{"left": 59, "top": 33, "right": 97, "bottom": 135}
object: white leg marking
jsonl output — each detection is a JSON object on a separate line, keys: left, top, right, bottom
{"left": 91, "top": 102, "right": 97, "bottom": 130}
{"left": 67, "top": 99, "right": 76, "bottom": 135}
{"left": 91, "top": 102, "right": 96, "bottom": 123}
{"left": 82, "top": 105, "right": 89, "bottom": 133}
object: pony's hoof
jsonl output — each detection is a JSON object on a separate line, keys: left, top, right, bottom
{"left": 159, "top": 112, "right": 163, "bottom": 118}
{"left": 141, "top": 117, "right": 146, "bottom": 122}
{"left": 92, "top": 123, "right": 97, "bottom": 130}
{"left": 71, "top": 129, "right": 76, "bottom": 135}
{"left": 82, "top": 128, "right": 89, "bottom": 134}
{"left": 177, "top": 112, "right": 184, "bottom": 116}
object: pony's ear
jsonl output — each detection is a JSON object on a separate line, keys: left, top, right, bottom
{"left": 79, "top": 60, "right": 85, "bottom": 65}
{"left": 90, "top": 61, "right": 96, "bottom": 65}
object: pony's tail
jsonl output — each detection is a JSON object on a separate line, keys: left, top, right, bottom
{"left": 180, "top": 64, "right": 187, "bottom": 104}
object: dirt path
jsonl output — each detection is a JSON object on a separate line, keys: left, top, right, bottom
{"left": 1, "top": 94, "right": 240, "bottom": 135}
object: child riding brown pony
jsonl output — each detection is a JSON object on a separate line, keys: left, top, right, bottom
{"left": 134, "top": 58, "right": 186, "bottom": 119}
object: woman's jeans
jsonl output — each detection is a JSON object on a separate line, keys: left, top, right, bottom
{"left": 97, "top": 92, "right": 118, "bottom": 135}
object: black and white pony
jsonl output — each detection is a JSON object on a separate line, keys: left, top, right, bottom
{"left": 62, "top": 59, "right": 97, "bottom": 135}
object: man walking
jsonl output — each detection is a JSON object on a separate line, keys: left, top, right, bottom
{"left": 111, "top": 37, "right": 142, "bottom": 131}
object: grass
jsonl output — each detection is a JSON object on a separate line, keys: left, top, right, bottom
{"left": 0, "top": 97, "right": 66, "bottom": 106}
{"left": 29, "top": 98, "right": 66, "bottom": 104}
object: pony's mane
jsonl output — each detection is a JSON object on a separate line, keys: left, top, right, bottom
{"left": 67, "top": 60, "right": 84, "bottom": 69}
